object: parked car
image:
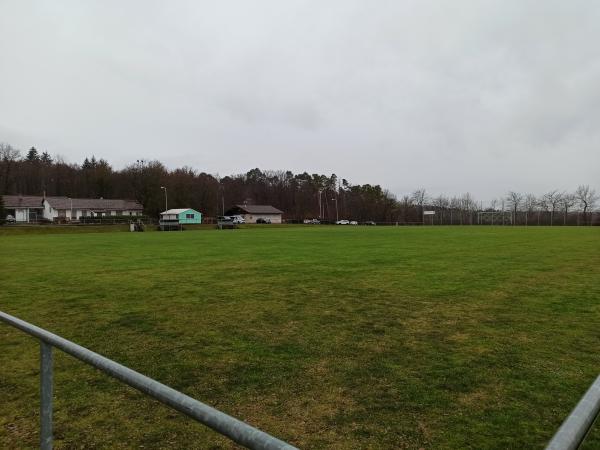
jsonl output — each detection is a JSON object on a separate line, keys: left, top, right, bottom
{"left": 363, "top": 221, "right": 376, "bottom": 226}
{"left": 336, "top": 219, "right": 350, "bottom": 225}
{"left": 349, "top": 220, "right": 358, "bottom": 225}
{"left": 216, "top": 216, "right": 236, "bottom": 229}
{"left": 231, "top": 215, "right": 245, "bottom": 224}
{"left": 5, "top": 215, "right": 15, "bottom": 223}
{"left": 256, "top": 218, "right": 271, "bottom": 224}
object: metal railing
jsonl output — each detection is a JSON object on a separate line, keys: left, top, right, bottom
{"left": 0, "top": 311, "right": 297, "bottom": 450}
{"left": 546, "top": 375, "right": 600, "bottom": 450}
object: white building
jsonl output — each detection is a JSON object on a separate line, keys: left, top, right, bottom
{"left": 225, "top": 204, "right": 283, "bottom": 224}
{"left": 2, "top": 195, "right": 45, "bottom": 223}
{"left": 2, "top": 195, "right": 143, "bottom": 223}
{"left": 43, "top": 197, "right": 143, "bottom": 221}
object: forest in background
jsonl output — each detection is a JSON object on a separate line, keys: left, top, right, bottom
{"left": 1, "top": 143, "right": 598, "bottom": 225}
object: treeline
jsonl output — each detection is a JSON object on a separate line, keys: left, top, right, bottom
{"left": 0, "top": 144, "right": 400, "bottom": 221}
{"left": 421, "top": 188, "right": 598, "bottom": 226}
{"left": 1, "top": 143, "right": 598, "bottom": 224}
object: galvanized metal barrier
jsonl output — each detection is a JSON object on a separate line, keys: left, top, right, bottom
{"left": 0, "top": 311, "right": 297, "bottom": 450}
{"left": 546, "top": 375, "right": 600, "bottom": 450}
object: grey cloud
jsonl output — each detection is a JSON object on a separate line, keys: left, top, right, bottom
{"left": 0, "top": 0, "right": 598, "bottom": 201}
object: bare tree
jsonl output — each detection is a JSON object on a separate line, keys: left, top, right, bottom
{"left": 0, "top": 143, "right": 21, "bottom": 194}
{"left": 411, "top": 188, "right": 428, "bottom": 222}
{"left": 506, "top": 191, "right": 523, "bottom": 225}
{"left": 575, "top": 185, "right": 598, "bottom": 225}
{"left": 433, "top": 195, "right": 448, "bottom": 224}
{"left": 500, "top": 198, "right": 507, "bottom": 225}
{"left": 523, "top": 194, "right": 537, "bottom": 226}
{"left": 486, "top": 199, "right": 499, "bottom": 225}
{"left": 559, "top": 193, "right": 576, "bottom": 225}
{"left": 536, "top": 196, "right": 548, "bottom": 225}
{"left": 543, "top": 190, "right": 562, "bottom": 226}
{"left": 449, "top": 196, "right": 461, "bottom": 225}
{"left": 0, "top": 143, "right": 20, "bottom": 161}
{"left": 460, "top": 193, "right": 477, "bottom": 224}
{"left": 399, "top": 195, "right": 413, "bottom": 223}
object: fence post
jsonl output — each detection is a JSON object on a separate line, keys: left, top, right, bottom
{"left": 1, "top": 311, "right": 296, "bottom": 450}
{"left": 40, "top": 341, "right": 53, "bottom": 450}
{"left": 546, "top": 375, "right": 600, "bottom": 450}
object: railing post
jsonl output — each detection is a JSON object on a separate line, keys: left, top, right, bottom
{"left": 1, "top": 311, "right": 296, "bottom": 450}
{"left": 546, "top": 375, "right": 600, "bottom": 450}
{"left": 40, "top": 341, "right": 53, "bottom": 450}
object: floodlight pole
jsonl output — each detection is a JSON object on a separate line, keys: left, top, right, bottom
{"left": 318, "top": 190, "right": 322, "bottom": 219}
{"left": 331, "top": 197, "right": 339, "bottom": 222}
{"left": 160, "top": 186, "right": 168, "bottom": 212}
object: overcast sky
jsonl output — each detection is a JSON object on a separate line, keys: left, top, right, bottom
{"left": 0, "top": 1, "right": 598, "bottom": 201}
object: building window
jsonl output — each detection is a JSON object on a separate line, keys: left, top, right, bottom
{"left": 186, "top": 213, "right": 194, "bottom": 219}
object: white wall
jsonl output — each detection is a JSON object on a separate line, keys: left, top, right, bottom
{"left": 42, "top": 201, "right": 70, "bottom": 220}
{"left": 40, "top": 200, "right": 142, "bottom": 221}
{"left": 43, "top": 200, "right": 58, "bottom": 220}
{"left": 242, "top": 213, "right": 282, "bottom": 224}
{"left": 14, "top": 208, "right": 44, "bottom": 222}
{"left": 75, "top": 209, "right": 90, "bottom": 218}
{"left": 15, "top": 208, "right": 28, "bottom": 222}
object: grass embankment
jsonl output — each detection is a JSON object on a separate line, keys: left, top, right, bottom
{"left": 1, "top": 226, "right": 599, "bottom": 448}
{"left": 0, "top": 222, "right": 292, "bottom": 236}
{"left": 0, "top": 224, "right": 130, "bottom": 236}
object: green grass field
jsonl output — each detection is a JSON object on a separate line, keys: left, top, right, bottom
{"left": 1, "top": 226, "right": 599, "bottom": 449}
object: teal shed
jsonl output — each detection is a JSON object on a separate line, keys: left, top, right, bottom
{"left": 159, "top": 208, "right": 202, "bottom": 230}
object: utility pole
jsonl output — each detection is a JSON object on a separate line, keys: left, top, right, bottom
{"left": 331, "top": 197, "right": 339, "bottom": 222}
{"left": 160, "top": 186, "right": 168, "bottom": 212}
{"left": 318, "top": 190, "right": 322, "bottom": 219}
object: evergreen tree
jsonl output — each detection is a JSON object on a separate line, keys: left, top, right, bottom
{"left": 26, "top": 147, "right": 39, "bottom": 162}
{"left": 40, "top": 152, "right": 53, "bottom": 164}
